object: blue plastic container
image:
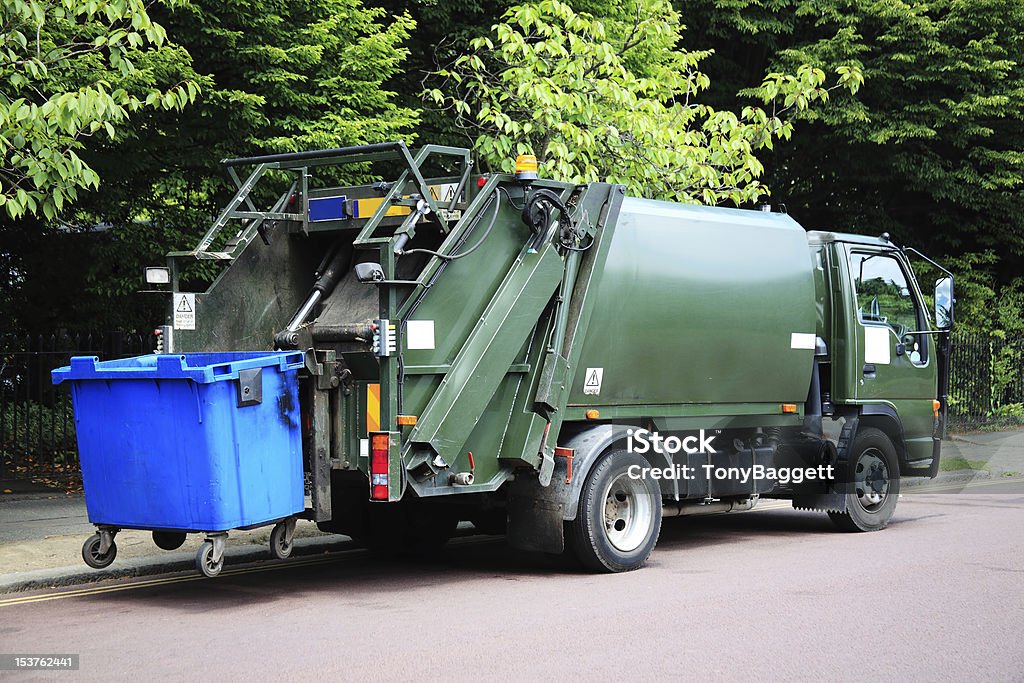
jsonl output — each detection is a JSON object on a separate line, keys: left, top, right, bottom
{"left": 52, "top": 352, "right": 305, "bottom": 532}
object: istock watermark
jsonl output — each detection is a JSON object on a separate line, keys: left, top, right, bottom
{"left": 625, "top": 428, "right": 835, "bottom": 485}
{"left": 626, "top": 428, "right": 717, "bottom": 455}
{"left": 625, "top": 463, "right": 835, "bottom": 486}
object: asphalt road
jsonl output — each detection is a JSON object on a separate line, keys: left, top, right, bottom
{"left": 3, "top": 490, "right": 1023, "bottom": 681}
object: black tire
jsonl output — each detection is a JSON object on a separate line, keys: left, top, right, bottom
{"left": 269, "top": 522, "right": 293, "bottom": 560}
{"left": 196, "top": 541, "right": 223, "bottom": 578}
{"left": 82, "top": 534, "right": 117, "bottom": 569}
{"left": 828, "top": 427, "right": 901, "bottom": 532}
{"left": 152, "top": 531, "right": 187, "bottom": 551}
{"left": 567, "top": 450, "right": 662, "bottom": 572}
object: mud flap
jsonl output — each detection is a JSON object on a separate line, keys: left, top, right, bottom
{"left": 507, "top": 494, "right": 564, "bottom": 554}
{"left": 792, "top": 492, "right": 848, "bottom": 513}
{"left": 506, "top": 452, "right": 572, "bottom": 554}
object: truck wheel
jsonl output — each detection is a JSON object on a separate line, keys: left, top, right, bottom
{"left": 568, "top": 450, "right": 661, "bottom": 572}
{"left": 828, "top": 427, "right": 900, "bottom": 532}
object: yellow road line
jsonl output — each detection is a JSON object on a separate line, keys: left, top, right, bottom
{"left": 0, "top": 554, "right": 343, "bottom": 608}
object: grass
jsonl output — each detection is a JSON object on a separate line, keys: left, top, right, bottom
{"left": 939, "top": 456, "right": 989, "bottom": 472}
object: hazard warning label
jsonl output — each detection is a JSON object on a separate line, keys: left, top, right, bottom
{"left": 583, "top": 367, "right": 603, "bottom": 395}
{"left": 173, "top": 293, "right": 196, "bottom": 330}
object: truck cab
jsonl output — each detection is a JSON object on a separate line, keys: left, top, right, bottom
{"left": 808, "top": 232, "right": 950, "bottom": 478}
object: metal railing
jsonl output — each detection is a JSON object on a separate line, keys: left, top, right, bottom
{"left": 948, "top": 333, "right": 1024, "bottom": 430}
{"left": 0, "top": 331, "right": 150, "bottom": 482}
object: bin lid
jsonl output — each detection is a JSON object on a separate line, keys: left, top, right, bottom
{"left": 52, "top": 352, "right": 304, "bottom": 385}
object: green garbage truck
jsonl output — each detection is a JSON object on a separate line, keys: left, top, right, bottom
{"left": 145, "top": 141, "right": 954, "bottom": 573}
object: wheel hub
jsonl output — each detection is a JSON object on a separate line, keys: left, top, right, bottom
{"left": 601, "top": 473, "right": 653, "bottom": 552}
{"left": 854, "top": 449, "right": 889, "bottom": 509}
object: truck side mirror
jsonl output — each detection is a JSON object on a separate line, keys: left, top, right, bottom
{"left": 935, "top": 276, "right": 953, "bottom": 330}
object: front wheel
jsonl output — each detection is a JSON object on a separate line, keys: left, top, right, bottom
{"left": 567, "top": 450, "right": 662, "bottom": 572}
{"left": 828, "top": 427, "right": 901, "bottom": 532}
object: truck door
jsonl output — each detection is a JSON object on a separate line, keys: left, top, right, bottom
{"left": 844, "top": 246, "right": 937, "bottom": 463}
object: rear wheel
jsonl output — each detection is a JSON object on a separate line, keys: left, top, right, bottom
{"left": 828, "top": 427, "right": 900, "bottom": 532}
{"left": 567, "top": 450, "right": 661, "bottom": 572}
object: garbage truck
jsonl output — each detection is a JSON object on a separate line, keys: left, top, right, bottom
{"left": 54, "top": 141, "right": 955, "bottom": 576}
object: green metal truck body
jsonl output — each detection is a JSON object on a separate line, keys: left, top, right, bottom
{"left": 161, "top": 141, "right": 953, "bottom": 572}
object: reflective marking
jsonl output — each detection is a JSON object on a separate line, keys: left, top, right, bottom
{"left": 405, "top": 320, "right": 435, "bottom": 350}
{"left": 790, "top": 333, "right": 816, "bottom": 350}
{"left": 367, "top": 383, "right": 380, "bottom": 434}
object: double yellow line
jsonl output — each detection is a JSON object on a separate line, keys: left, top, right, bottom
{"left": 0, "top": 554, "right": 342, "bottom": 608}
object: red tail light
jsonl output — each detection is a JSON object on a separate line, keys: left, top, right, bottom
{"left": 370, "top": 433, "right": 390, "bottom": 500}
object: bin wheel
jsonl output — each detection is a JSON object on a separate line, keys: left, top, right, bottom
{"left": 269, "top": 522, "right": 293, "bottom": 560}
{"left": 152, "top": 531, "right": 187, "bottom": 551}
{"left": 196, "top": 541, "right": 223, "bottom": 578}
{"left": 82, "top": 534, "right": 117, "bottom": 569}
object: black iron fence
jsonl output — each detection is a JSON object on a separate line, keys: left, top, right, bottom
{"left": 1, "top": 330, "right": 1021, "bottom": 482}
{"left": 948, "top": 333, "right": 1024, "bottom": 430}
{"left": 1, "top": 331, "right": 150, "bottom": 482}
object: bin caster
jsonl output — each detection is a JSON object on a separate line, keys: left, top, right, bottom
{"left": 82, "top": 528, "right": 118, "bottom": 569}
{"left": 269, "top": 518, "right": 296, "bottom": 560}
{"left": 196, "top": 533, "right": 228, "bottom": 578}
{"left": 153, "top": 531, "right": 187, "bottom": 551}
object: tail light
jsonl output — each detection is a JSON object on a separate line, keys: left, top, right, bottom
{"left": 370, "top": 433, "right": 391, "bottom": 500}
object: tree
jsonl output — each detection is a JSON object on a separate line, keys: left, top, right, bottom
{"left": 426, "top": 0, "right": 861, "bottom": 206}
{"left": 4, "top": 0, "right": 421, "bottom": 333}
{"left": 678, "top": 0, "right": 1024, "bottom": 281}
{"left": 0, "top": 0, "right": 199, "bottom": 220}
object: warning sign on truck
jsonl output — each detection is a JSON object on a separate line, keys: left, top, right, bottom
{"left": 583, "top": 367, "right": 603, "bottom": 395}
{"left": 174, "top": 293, "right": 196, "bottom": 330}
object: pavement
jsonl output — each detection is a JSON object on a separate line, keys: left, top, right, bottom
{"left": 1, "top": 428, "right": 1021, "bottom": 594}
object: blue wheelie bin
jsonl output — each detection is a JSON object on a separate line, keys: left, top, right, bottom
{"left": 52, "top": 351, "right": 306, "bottom": 576}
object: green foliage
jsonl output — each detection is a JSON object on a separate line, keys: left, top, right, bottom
{"left": 0, "top": 0, "right": 199, "bottom": 220}
{"left": 679, "top": 0, "right": 1024, "bottom": 278}
{"left": 914, "top": 251, "right": 1024, "bottom": 336}
{"left": 158, "top": 0, "right": 418, "bottom": 156}
{"left": 3, "top": 0, "right": 421, "bottom": 332}
{"left": 427, "top": 0, "right": 861, "bottom": 205}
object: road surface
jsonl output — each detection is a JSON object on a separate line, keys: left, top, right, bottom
{"left": 3, "top": 487, "right": 1023, "bottom": 680}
